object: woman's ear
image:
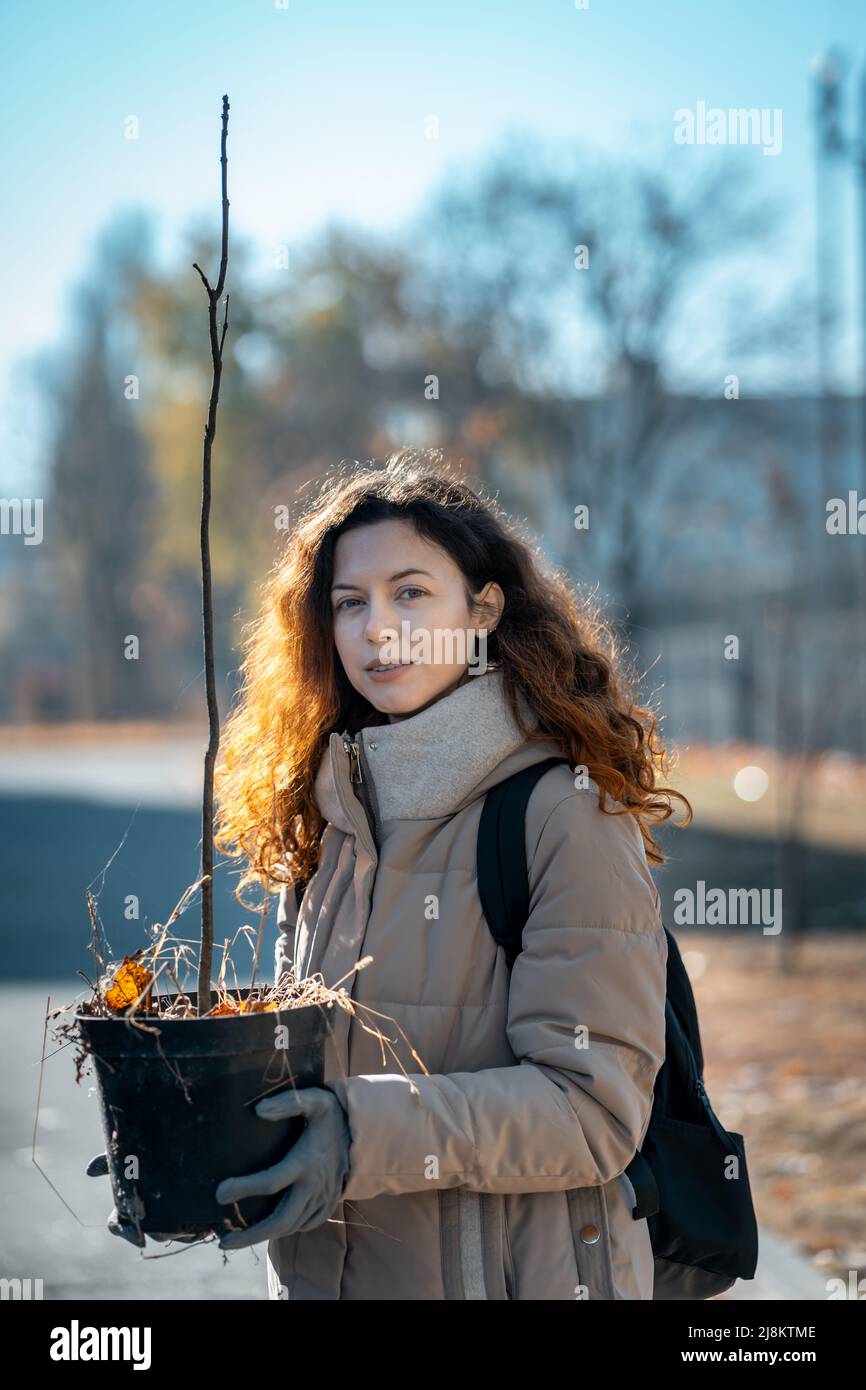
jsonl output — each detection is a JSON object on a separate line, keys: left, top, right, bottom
{"left": 474, "top": 581, "right": 506, "bottom": 634}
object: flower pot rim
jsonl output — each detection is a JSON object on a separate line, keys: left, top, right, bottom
{"left": 74, "top": 988, "right": 337, "bottom": 1025}
{"left": 74, "top": 990, "right": 336, "bottom": 1059}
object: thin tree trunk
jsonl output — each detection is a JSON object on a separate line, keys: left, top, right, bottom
{"left": 194, "top": 95, "right": 231, "bottom": 1016}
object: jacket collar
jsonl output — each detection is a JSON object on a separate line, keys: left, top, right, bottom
{"left": 313, "top": 667, "right": 567, "bottom": 831}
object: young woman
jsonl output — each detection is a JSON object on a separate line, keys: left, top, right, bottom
{"left": 212, "top": 449, "right": 692, "bottom": 1300}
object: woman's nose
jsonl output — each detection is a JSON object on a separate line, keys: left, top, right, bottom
{"left": 363, "top": 599, "right": 400, "bottom": 646}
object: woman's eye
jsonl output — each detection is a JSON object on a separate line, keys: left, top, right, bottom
{"left": 335, "top": 588, "right": 426, "bottom": 611}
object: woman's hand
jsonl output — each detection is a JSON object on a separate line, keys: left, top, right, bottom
{"left": 215, "top": 1086, "right": 351, "bottom": 1251}
{"left": 86, "top": 1152, "right": 200, "bottom": 1246}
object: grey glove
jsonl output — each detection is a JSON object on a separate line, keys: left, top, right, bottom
{"left": 215, "top": 1086, "right": 351, "bottom": 1251}
{"left": 86, "top": 1152, "right": 200, "bottom": 1246}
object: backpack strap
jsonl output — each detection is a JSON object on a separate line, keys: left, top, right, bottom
{"left": 476, "top": 755, "right": 661, "bottom": 1222}
{"left": 476, "top": 756, "right": 571, "bottom": 968}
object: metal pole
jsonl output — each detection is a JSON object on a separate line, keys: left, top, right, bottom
{"left": 857, "top": 59, "right": 866, "bottom": 757}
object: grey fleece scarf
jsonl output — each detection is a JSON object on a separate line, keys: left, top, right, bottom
{"left": 313, "top": 667, "right": 542, "bottom": 831}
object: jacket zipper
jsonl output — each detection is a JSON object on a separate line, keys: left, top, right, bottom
{"left": 342, "top": 736, "right": 381, "bottom": 849}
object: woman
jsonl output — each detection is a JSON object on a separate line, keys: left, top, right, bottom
{"left": 212, "top": 448, "right": 691, "bottom": 1300}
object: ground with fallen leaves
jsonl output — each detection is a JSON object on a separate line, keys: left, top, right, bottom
{"left": 681, "top": 930, "right": 866, "bottom": 1285}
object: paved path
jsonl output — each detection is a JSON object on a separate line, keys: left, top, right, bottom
{"left": 718, "top": 1229, "right": 828, "bottom": 1301}
{"left": 0, "top": 731, "right": 205, "bottom": 807}
{"left": 1, "top": 982, "right": 265, "bottom": 1300}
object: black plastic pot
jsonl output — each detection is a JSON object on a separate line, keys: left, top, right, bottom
{"left": 76, "top": 990, "right": 335, "bottom": 1238}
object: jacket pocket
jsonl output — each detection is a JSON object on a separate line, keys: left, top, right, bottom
{"left": 566, "top": 1184, "right": 616, "bottom": 1301}
{"left": 502, "top": 1196, "right": 516, "bottom": 1300}
{"left": 438, "top": 1190, "right": 512, "bottom": 1299}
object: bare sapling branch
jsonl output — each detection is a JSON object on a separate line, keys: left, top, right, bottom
{"left": 194, "top": 93, "right": 231, "bottom": 1016}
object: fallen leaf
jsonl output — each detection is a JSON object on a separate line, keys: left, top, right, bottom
{"left": 103, "top": 956, "right": 155, "bottom": 1014}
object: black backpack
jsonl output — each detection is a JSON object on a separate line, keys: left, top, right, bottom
{"left": 476, "top": 757, "right": 759, "bottom": 1300}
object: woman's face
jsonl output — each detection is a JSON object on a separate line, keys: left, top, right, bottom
{"left": 330, "top": 518, "right": 504, "bottom": 720}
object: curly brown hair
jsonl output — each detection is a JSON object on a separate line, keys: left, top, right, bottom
{"left": 214, "top": 448, "right": 692, "bottom": 909}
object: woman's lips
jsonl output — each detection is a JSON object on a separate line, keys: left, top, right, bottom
{"left": 366, "top": 663, "right": 411, "bottom": 683}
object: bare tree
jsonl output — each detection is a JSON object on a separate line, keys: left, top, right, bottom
{"left": 409, "top": 142, "right": 804, "bottom": 630}
{"left": 47, "top": 218, "right": 156, "bottom": 718}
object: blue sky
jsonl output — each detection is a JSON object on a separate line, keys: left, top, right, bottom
{"left": 1, "top": 0, "right": 864, "bottom": 488}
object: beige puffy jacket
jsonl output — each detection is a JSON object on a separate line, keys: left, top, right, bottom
{"left": 268, "top": 667, "right": 668, "bottom": 1300}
